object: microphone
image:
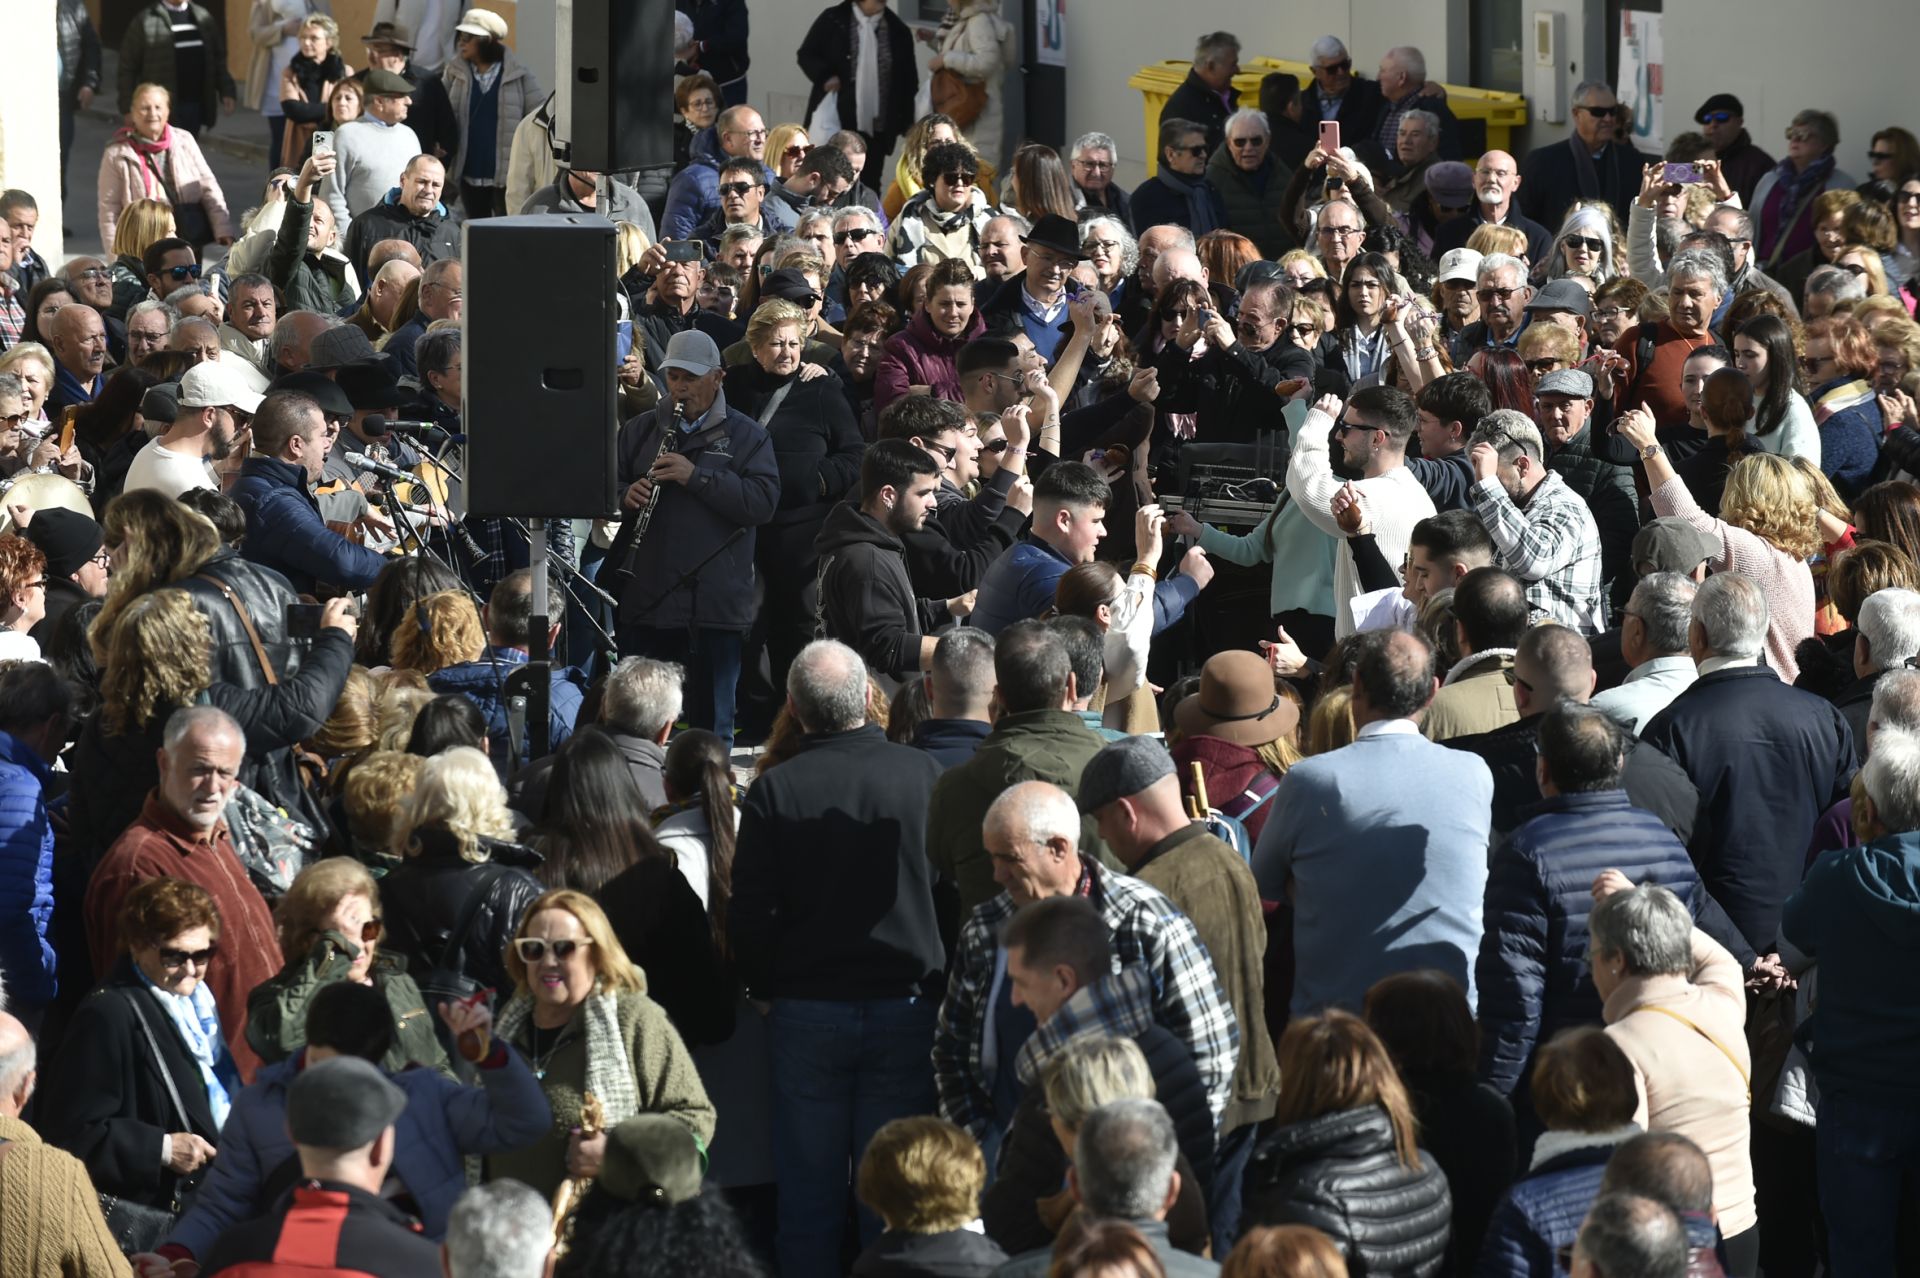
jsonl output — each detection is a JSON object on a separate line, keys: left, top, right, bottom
{"left": 364, "top": 415, "right": 460, "bottom": 442}
{"left": 343, "top": 450, "right": 413, "bottom": 483}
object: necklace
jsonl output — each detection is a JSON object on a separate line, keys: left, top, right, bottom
{"left": 527, "top": 1019, "right": 571, "bottom": 1081}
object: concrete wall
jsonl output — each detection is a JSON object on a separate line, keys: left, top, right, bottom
{"left": 2, "top": 5, "right": 66, "bottom": 261}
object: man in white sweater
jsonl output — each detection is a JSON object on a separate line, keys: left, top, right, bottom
{"left": 324, "top": 69, "right": 425, "bottom": 236}
{"left": 1287, "top": 386, "right": 1437, "bottom": 637}
{"left": 122, "top": 361, "right": 261, "bottom": 498}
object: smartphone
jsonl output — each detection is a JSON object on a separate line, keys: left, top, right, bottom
{"left": 285, "top": 602, "right": 323, "bottom": 640}
{"left": 1318, "top": 120, "right": 1341, "bottom": 157}
{"left": 57, "top": 406, "right": 76, "bottom": 455}
{"left": 1662, "top": 161, "right": 1703, "bottom": 185}
{"left": 311, "top": 130, "right": 335, "bottom": 157}
{"left": 664, "top": 239, "right": 702, "bottom": 263}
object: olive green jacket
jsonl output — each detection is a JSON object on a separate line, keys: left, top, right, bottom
{"left": 245, "top": 932, "right": 451, "bottom": 1076}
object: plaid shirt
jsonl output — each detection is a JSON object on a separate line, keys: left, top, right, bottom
{"left": 0, "top": 280, "right": 22, "bottom": 352}
{"left": 932, "top": 859, "right": 1240, "bottom": 1143}
{"left": 465, "top": 516, "right": 577, "bottom": 599}
{"left": 1013, "top": 962, "right": 1157, "bottom": 1087}
{"left": 1469, "top": 470, "right": 1607, "bottom": 634}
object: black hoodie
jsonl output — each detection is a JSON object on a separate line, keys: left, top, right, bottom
{"left": 815, "top": 501, "right": 951, "bottom": 681}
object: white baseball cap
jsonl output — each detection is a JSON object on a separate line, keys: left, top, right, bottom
{"left": 1436, "top": 248, "right": 1484, "bottom": 285}
{"left": 177, "top": 360, "right": 264, "bottom": 414}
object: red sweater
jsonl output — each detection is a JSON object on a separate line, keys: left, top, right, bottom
{"left": 84, "top": 793, "right": 279, "bottom": 1081}
{"left": 1612, "top": 322, "right": 1719, "bottom": 432}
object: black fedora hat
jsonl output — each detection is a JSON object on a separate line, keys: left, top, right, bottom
{"left": 1022, "top": 213, "right": 1086, "bottom": 260}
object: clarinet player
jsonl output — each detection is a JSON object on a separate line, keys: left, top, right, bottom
{"left": 613, "top": 331, "right": 780, "bottom": 745}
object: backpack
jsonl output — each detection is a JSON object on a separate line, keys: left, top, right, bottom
{"left": 1185, "top": 762, "right": 1280, "bottom": 861}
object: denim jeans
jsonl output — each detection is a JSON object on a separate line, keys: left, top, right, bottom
{"left": 1210, "top": 1120, "right": 1258, "bottom": 1255}
{"left": 1816, "top": 1090, "right": 1920, "bottom": 1275}
{"left": 619, "top": 625, "right": 744, "bottom": 743}
{"left": 766, "top": 997, "right": 940, "bottom": 1278}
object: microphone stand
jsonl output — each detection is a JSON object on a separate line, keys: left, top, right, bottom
{"left": 627, "top": 524, "right": 748, "bottom": 627}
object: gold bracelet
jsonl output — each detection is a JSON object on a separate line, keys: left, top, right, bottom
{"left": 1130, "top": 562, "right": 1159, "bottom": 581}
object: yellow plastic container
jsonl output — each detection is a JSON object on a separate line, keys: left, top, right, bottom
{"left": 1128, "top": 56, "right": 1528, "bottom": 176}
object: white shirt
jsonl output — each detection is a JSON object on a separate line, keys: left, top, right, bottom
{"left": 1287, "top": 406, "right": 1437, "bottom": 638}
{"left": 0, "top": 630, "right": 43, "bottom": 663}
{"left": 123, "top": 439, "right": 217, "bottom": 499}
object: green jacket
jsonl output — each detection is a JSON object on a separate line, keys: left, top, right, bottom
{"left": 1131, "top": 823, "right": 1280, "bottom": 1132}
{"left": 245, "top": 933, "right": 451, "bottom": 1077}
{"left": 268, "top": 196, "right": 356, "bottom": 314}
{"left": 926, "top": 709, "right": 1118, "bottom": 925}
{"left": 118, "top": 1, "right": 236, "bottom": 123}
{"left": 1205, "top": 145, "right": 1297, "bottom": 260}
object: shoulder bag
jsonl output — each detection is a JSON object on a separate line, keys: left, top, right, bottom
{"left": 96, "top": 988, "right": 205, "bottom": 1254}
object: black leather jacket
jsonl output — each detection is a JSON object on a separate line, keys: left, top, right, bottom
{"left": 176, "top": 549, "right": 302, "bottom": 690}
{"left": 380, "top": 830, "right": 545, "bottom": 998}
{"left": 57, "top": 0, "right": 102, "bottom": 98}
{"left": 1246, "top": 1104, "right": 1453, "bottom": 1278}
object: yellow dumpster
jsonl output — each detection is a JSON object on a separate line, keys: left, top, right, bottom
{"left": 1127, "top": 57, "right": 1528, "bottom": 177}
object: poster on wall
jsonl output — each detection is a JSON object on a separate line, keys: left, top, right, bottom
{"left": 1617, "top": 10, "right": 1664, "bottom": 151}
{"left": 1036, "top": 0, "right": 1066, "bottom": 68}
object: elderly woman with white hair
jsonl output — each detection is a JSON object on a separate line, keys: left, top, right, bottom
{"left": 1591, "top": 875, "right": 1758, "bottom": 1275}
{"left": 1540, "top": 202, "right": 1620, "bottom": 288}
{"left": 1080, "top": 215, "right": 1137, "bottom": 308}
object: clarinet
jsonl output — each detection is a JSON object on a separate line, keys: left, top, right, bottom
{"left": 604, "top": 401, "right": 683, "bottom": 594}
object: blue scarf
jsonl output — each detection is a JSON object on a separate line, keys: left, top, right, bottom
{"left": 137, "top": 967, "right": 237, "bottom": 1129}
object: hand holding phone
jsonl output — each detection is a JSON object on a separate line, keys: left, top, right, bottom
{"left": 311, "top": 130, "right": 335, "bottom": 157}
{"left": 1317, "top": 120, "right": 1341, "bottom": 158}
{"left": 663, "top": 239, "right": 703, "bottom": 263}
{"left": 1661, "top": 161, "right": 1703, "bottom": 186}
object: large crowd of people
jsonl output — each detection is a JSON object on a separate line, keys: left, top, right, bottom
{"left": 2, "top": 3, "right": 1919, "bottom": 1277}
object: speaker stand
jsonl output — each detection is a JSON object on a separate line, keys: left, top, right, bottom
{"left": 526, "top": 516, "right": 555, "bottom": 761}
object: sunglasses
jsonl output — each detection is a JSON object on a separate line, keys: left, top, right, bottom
{"left": 1230, "top": 136, "right": 1265, "bottom": 149}
{"left": 1699, "top": 111, "right": 1733, "bottom": 125}
{"left": 1171, "top": 145, "right": 1209, "bottom": 158}
{"left": 717, "top": 182, "right": 762, "bottom": 197}
{"left": 1573, "top": 104, "right": 1617, "bottom": 117}
{"left": 514, "top": 937, "right": 595, "bottom": 962}
{"left": 833, "top": 227, "right": 876, "bottom": 245}
{"left": 0, "top": 411, "right": 27, "bottom": 428}
{"left": 159, "top": 945, "right": 218, "bottom": 968}
{"left": 1565, "top": 235, "right": 1605, "bottom": 253}
{"left": 924, "top": 440, "right": 958, "bottom": 462}
{"left": 1786, "top": 128, "right": 1818, "bottom": 143}
{"left": 358, "top": 917, "right": 385, "bottom": 945}
{"left": 1869, "top": 150, "right": 1896, "bottom": 162}
{"left": 1286, "top": 322, "right": 1320, "bottom": 339}
{"left": 1315, "top": 58, "right": 1351, "bottom": 74}
{"left": 1899, "top": 189, "right": 1920, "bottom": 204}
{"left": 981, "top": 437, "right": 1009, "bottom": 454}
{"left": 71, "top": 268, "right": 110, "bottom": 281}
{"left": 164, "top": 263, "right": 203, "bottom": 281}
{"left": 1525, "top": 358, "right": 1564, "bottom": 374}
{"left": 784, "top": 143, "right": 813, "bottom": 159}
{"left": 1477, "top": 286, "right": 1522, "bottom": 302}
{"left": 938, "top": 171, "right": 978, "bottom": 186}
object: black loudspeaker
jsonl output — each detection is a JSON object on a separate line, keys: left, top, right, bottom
{"left": 557, "top": 0, "right": 677, "bottom": 172}
{"left": 463, "top": 216, "right": 618, "bottom": 519}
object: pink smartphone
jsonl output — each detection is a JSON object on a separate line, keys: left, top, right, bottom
{"left": 1318, "top": 120, "right": 1340, "bottom": 156}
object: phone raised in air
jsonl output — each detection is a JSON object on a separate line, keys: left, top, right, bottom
{"left": 1318, "top": 120, "right": 1341, "bottom": 157}
{"left": 311, "top": 130, "right": 335, "bottom": 157}
{"left": 663, "top": 240, "right": 702, "bottom": 263}
{"left": 1661, "top": 161, "right": 1704, "bottom": 186}
{"left": 285, "top": 602, "right": 323, "bottom": 641}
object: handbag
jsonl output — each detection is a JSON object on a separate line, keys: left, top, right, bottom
{"left": 97, "top": 989, "right": 205, "bottom": 1254}
{"left": 418, "top": 864, "right": 509, "bottom": 1011}
{"left": 930, "top": 68, "right": 987, "bottom": 130}
{"left": 142, "top": 147, "right": 216, "bottom": 247}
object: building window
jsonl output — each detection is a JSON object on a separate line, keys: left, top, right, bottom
{"left": 1471, "top": 0, "right": 1524, "bottom": 93}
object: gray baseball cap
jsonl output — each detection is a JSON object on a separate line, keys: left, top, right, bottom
{"left": 660, "top": 330, "right": 723, "bottom": 376}
{"left": 1633, "top": 517, "right": 1719, "bottom": 575}
{"left": 1535, "top": 368, "right": 1596, "bottom": 399}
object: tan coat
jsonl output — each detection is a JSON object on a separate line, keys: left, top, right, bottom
{"left": 1422, "top": 649, "right": 1519, "bottom": 742}
{"left": 1603, "top": 930, "right": 1757, "bottom": 1235}
{"left": 0, "top": 1113, "right": 132, "bottom": 1278}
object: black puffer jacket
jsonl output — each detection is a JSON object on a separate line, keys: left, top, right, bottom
{"left": 727, "top": 360, "right": 866, "bottom": 528}
{"left": 1244, "top": 1104, "right": 1452, "bottom": 1278}
{"left": 176, "top": 548, "right": 303, "bottom": 690}
{"left": 380, "top": 830, "right": 545, "bottom": 999}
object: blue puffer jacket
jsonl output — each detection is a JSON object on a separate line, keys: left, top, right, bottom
{"left": 1810, "top": 378, "right": 1884, "bottom": 501}
{"left": 0, "top": 731, "right": 56, "bottom": 1007}
{"left": 428, "top": 646, "right": 587, "bottom": 772}
{"left": 661, "top": 125, "right": 775, "bottom": 241}
{"left": 1476, "top": 1137, "right": 1625, "bottom": 1278}
{"left": 230, "top": 454, "right": 389, "bottom": 595}
{"left": 165, "top": 1043, "right": 551, "bottom": 1260}
{"left": 1474, "top": 790, "right": 1706, "bottom": 1099}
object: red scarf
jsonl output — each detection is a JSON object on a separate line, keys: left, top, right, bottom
{"left": 114, "top": 124, "right": 176, "bottom": 200}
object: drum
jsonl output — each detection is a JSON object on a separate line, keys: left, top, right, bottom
{"left": 0, "top": 472, "right": 92, "bottom": 535}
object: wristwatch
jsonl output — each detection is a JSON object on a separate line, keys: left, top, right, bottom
{"left": 1640, "top": 441, "right": 1662, "bottom": 461}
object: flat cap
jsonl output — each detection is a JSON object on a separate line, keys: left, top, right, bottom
{"left": 1077, "top": 734, "right": 1176, "bottom": 813}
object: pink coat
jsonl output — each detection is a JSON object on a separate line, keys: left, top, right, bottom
{"left": 873, "top": 306, "right": 987, "bottom": 412}
{"left": 97, "top": 127, "right": 233, "bottom": 251}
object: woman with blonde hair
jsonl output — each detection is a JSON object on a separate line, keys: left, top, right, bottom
{"left": 854, "top": 1116, "right": 1007, "bottom": 1274}
{"left": 389, "top": 589, "right": 486, "bottom": 675}
{"left": 488, "top": 889, "right": 715, "bottom": 1199}
{"left": 108, "top": 198, "right": 179, "bottom": 314}
{"left": 765, "top": 123, "right": 814, "bottom": 184}
{"left": 90, "top": 489, "right": 221, "bottom": 660}
{"left": 1466, "top": 222, "right": 1529, "bottom": 264}
{"left": 380, "top": 746, "right": 543, "bottom": 1002}
{"left": 1224, "top": 1226, "right": 1349, "bottom": 1278}
{"left": 1835, "top": 242, "right": 1892, "bottom": 298}
{"left": 71, "top": 586, "right": 355, "bottom": 865}
{"left": 99, "top": 82, "right": 232, "bottom": 251}
{"left": 1620, "top": 408, "right": 1821, "bottom": 681}
{"left": 244, "top": 856, "right": 449, "bottom": 1073}
{"left": 1242, "top": 1010, "right": 1451, "bottom": 1276}
{"left": 1305, "top": 688, "right": 1355, "bottom": 756}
